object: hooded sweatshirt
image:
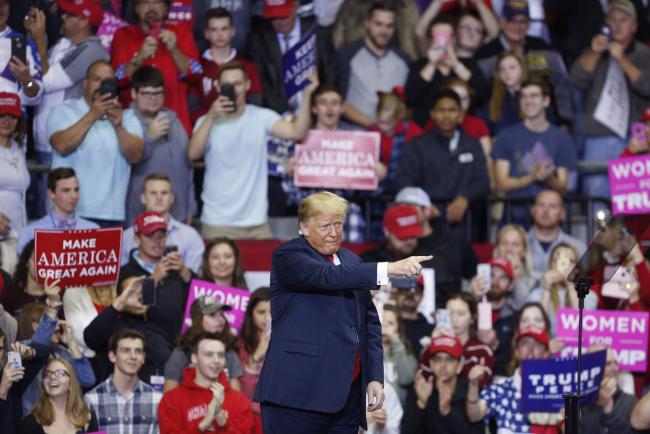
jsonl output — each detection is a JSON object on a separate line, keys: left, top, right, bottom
{"left": 158, "top": 367, "right": 254, "bottom": 434}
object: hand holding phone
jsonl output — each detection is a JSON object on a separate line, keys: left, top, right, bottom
{"left": 435, "top": 309, "right": 453, "bottom": 335}
{"left": 11, "top": 36, "right": 27, "bottom": 65}
{"left": 219, "top": 83, "right": 237, "bottom": 112}
{"left": 150, "top": 22, "right": 163, "bottom": 39}
{"left": 7, "top": 351, "right": 24, "bottom": 380}
{"left": 141, "top": 277, "right": 156, "bottom": 306}
{"left": 99, "top": 78, "right": 118, "bottom": 99}
{"left": 476, "top": 264, "right": 491, "bottom": 294}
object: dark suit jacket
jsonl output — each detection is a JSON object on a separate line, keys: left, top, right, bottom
{"left": 254, "top": 237, "right": 384, "bottom": 420}
{"left": 245, "top": 17, "right": 337, "bottom": 114}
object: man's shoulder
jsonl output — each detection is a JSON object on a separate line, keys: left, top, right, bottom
{"left": 169, "top": 218, "right": 201, "bottom": 240}
{"left": 135, "top": 379, "right": 163, "bottom": 400}
{"left": 85, "top": 377, "right": 113, "bottom": 399}
{"left": 338, "top": 39, "right": 366, "bottom": 60}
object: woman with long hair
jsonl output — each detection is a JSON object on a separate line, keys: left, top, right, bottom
{"left": 487, "top": 51, "right": 528, "bottom": 135}
{"left": 163, "top": 295, "right": 243, "bottom": 391}
{"left": 237, "top": 287, "right": 271, "bottom": 434}
{"left": 199, "top": 238, "right": 248, "bottom": 289}
{"left": 17, "top": 357, "right": 98, "bottom": 434}
{"left": 382, "top": 304, "right": 418, "bottom": 407}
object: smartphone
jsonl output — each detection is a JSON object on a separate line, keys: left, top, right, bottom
{"left": 477, "top": 264, "right": 491, "bottom": 294}
{"left": 601, "top": 24, "right": 613, "bottom": 42}
{"left": 631, "top": 122, "right": 647, "bottom": 143}
{"left": 390, "top": 276, "right": 418, "bottom": 290}
{"left": 163, "top": 245, "right": 178, "bottom": 256}
{"left": 477, "top": 301, "right": 492, "bottom": 330}
{"left": 435, "top": 309, "right": 453, "bottom": 333}
{"left": 7, "top": 351, "right": 23, "bottom": 379}
{"left": 150, "top": 21, "right": 162, "bottom": 39}
{"left": 219, "top": 83, "right": 237, "bottom": 111}
{"left": 99, "top": 78, "right": 118, "bottom": 99}
{"left": 432, "top": 28, "right": 452, "bottom": 49}
{"left": 11, "top": 36, "right": 27, "bottom": 64}
{"left": 141, "top": 277, "right": 156, "bottom": 306}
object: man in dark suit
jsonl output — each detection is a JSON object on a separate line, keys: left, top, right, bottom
{"left": 254, "top": 191, "right": 431, "bottom": 433}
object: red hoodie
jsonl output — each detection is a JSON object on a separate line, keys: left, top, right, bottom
{"left": 158, "top": 367, "right": 254, "bottom": 434}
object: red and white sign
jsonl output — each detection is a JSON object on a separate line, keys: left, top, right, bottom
{"left": 294, "top": 130, "right": 380, "bottom": 190}
{"left": 34, "top": 228, "right": 123, "bottom": 288}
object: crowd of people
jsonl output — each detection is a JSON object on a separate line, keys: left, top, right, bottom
{"left": 0, "top": 0, "right": 649, "bottom": 433}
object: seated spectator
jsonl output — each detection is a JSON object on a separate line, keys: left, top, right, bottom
{"left": 62, "top": 284, "right": 116, "bottom": 358}
{"left": 158, "top": 332, "right": 254, "bottom": 433}
{"left": 245, "top": 0, "right": 336, "bottom": 115}
{"left": 466, "top": 325, "right": 564, "bottom": 433}
{"left": 391, "top": 278, "right": 434, "bottom": 357}
{"left": 191, "top": 7, "right": 262, "bottom": 122}
{"left": 122, "top": 174, "right": 204, "bottom": 273}
{"left": 17, "top": 168, "right": 99, "bottom": 255}
{"left": 124, "top": 66, "right": 194, "bottom": 226}
{"left": 415, "top": 2, "right": 499, "bottom": 56}
{"left": 381, "top": 304, "right": 418, "bottom": 407}
{"left": 164, "top": 295, "right": 243, "bottom": 392}
{"left": 188, "top": 62, "right": 316, "bottom": 240}
{"left": 528, "top": 189, "right": 587, "bottom": 273}
{"left": 0, "top": 92, "right": 29, "bottom": 267}
{"left": 0, "top": 339, "right": 50, "bottom": 434}
{"left": 486, "top": 50, "right": 528, "bottom": 135}
{"left": 395, "top": 89, "right": 489, "bottom": 238}
{"left": 492, "top": 78, "right": 577, "bottom": 226}
{"left": 4, "top": 241, "right": 47, "bottom": 316}
{"left": 570, "top": 0, "right": 650, "bottom": 202}
{"left": 25, "top": 0, "right": 108, "bottom": 217}
{"left": 362, "top": 204, "right": 423, "bottom": 263}
{"left": 405, "top": 16, "right": 488, "bottom": 127}
{"left": 402, "top": 335, "right": 484, "bottom": 434}
{"left": 47, "top": 60, "right": 144, "bottom": 228}
{"left": 582, "top": 346, "right": 638, "bottom": 433}
{"left": 17, "top": 357, "right": 98, "bottom": 434}
{"left": 336, "top": 1, "right": 410, "bottom": 128}
{"left": 443, "top": 293, "right": 494, "bottom": 386}
{"left": 111, "top": 0, "right": 202, "bottom": 133}
{"left": 237, "top": 287, "right": 271, "bottom": 434}
{"left": 199, "top": 238, "right": 248, "bottom": 290}
{"left": 475, "top": 0, "right": 573, "bottom": 126}
{"left": 84, "top": 329, "right": 161, "bottom": 434}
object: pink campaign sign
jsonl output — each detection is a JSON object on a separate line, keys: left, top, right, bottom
{"left": 182, "top": 279, "right": 250, "bottom": 334}
{"left": 294, "top": 130, "right": 380, "bottom": 190}
{"left": 556, "top": 308, "right": 649, "bottom": 371}
{"left": 608, "top": 154, "right": 650, "bottom": 215}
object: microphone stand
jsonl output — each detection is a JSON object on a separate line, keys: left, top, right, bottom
{"left": 563, "top": 278, "right": 592, "bottom": 434}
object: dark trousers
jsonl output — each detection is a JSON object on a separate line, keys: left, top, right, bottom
{"left": 261, "top": 378, "right": 363, "bottom": 434}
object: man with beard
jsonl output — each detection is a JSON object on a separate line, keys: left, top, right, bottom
{"left": 85, "top": 329, "right": 162, "bottom": 434}
{"left": 528, "top": 189, "right": 587, "bottom": 273}
{"left": 158, "top": 333, "right": 253, "bottom": 433}
{"left": 362, "top": 204, "right": 423, "bottom": 263}
{"left": 391, "top": 279, "right": 433, "bottom": 358}
{"left": 337, "top": 1, "right": 410, "bottom": 128}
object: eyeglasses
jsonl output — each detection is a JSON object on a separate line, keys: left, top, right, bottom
{"left": 138, "top": 90, "right": 164, "bottom": 99}
{"left": 43, "top": 369, "right": 70, "bottom": 379}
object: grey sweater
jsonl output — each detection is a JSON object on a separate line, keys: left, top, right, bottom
{"left": 581, "top": 388, "right": 637, "bottom": 434}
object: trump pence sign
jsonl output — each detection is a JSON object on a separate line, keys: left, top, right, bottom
{"left": 294, "top": 130, "right": 380, "bottom": 190}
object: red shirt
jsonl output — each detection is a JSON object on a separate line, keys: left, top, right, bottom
{"left": 110, "top": 22, "right": 201, "bottom": 134}
{"left": 406, "top": 113, "right": 490, "bottom": 142}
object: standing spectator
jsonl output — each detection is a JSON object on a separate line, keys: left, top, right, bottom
{"left": 25, "top": 0, "right": 108, "bottom": 218}
{"left": 4, "top": 242, "right": 47, "bottom": 316}
{"left": 17, "top": 358, "right": 98, "bottom": 434}
{"left": 245, "top": 0, "right": 336, "bottom": 115}
{"left": 188, "top": 62, "right": 316, "bottom": 239}
{"left": 492, "top": 78, "right": 577, "bottom": 226}
{"left": 47, "top": 60, "right": 144, "bottom": 227}
{"left": 191, "top": 0, "right": 253, "bottom": 53}
{"left": 17, "top": 168, "right": 99, "bottom": 256}
{"left": 527, "top": 189, "right": 587, "bottom": 273}
{"left": 337, "top": 1, "right": 410, "bottom": 127}
{"left": 390, "top": 279, "right": 434, "bottom": 358}
{"left": 84, "top": 329, "right": 162, "bottom": 434}
{"left": 487, "top": 51, "right": 528, "bottom": 135}
{"left": 395, "top": 89, "right": 489, "bottom": 238}
{"left": 121, "top": 174, "right": 204, "bottom": 273}
{"left": 0, "top": 92, "right": 29, "bottom": 266}
{"left": 10, "top": 1, "right": 61, "bottom": 52}
{"left": 158, "top": 333, "right": 254, "bottom": 433}
{"left": 402, "top": 335, "right": 484, "bottom": 434}
{"left": 124, "top": 66, "right": 194, "bottom": 225}
{"left": 191, "top": 7, "right": 261, "bottom": 122}
{"left": 199, "top": 238, "right": 248, "bottom": 290}
{"left": 111, "top": 0, "right": 202, "bottom": 133}
{"left": 381, "top": 304, "right": 418, "bottom": 406}
{"left": 405, "top": 17, "right": 488, "bottom": 126}
{"left": 570, "top": 0, "right": 650, "bottom": 201}
{"left": 237, "top": 287, "right": 271, "bottom": 434}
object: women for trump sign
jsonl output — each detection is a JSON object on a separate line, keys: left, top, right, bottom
{"left": 182, "top": 279, "right": 250, "bottom": 333}
{"left": 608, "top": 154, "right": 650, "bottom": 215}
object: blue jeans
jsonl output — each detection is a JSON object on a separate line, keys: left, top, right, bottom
{"left": 581, "top": 135, "right": 626, "bottom": 210}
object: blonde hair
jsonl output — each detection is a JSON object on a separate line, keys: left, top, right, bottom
{"left": 86, "top": 284, "right": 116, "bottom": 306}
{"left": 32, "top": 358, "right": 92, "bottom": 429}
{"left": 547, "top": 243, "right": 579, "bottom": 312}
{"left": 496, "top": 224, "right": 533, "bottom": 274}
{"left": 376, "top": 92, "right": 407, "bottom": 121}
{"left": 489, "top": 51, "right": 528, "bottom": 123}
{"left": 298, "top": 191, "right": 349, "bottom": 223}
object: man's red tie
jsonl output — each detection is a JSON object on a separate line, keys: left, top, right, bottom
{"left": 327, "top": 253, "right": 361, "bottom": 381}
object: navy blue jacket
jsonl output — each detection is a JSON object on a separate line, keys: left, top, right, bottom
{"left": 254, "top": 237, "right": 383, "bottom": 417}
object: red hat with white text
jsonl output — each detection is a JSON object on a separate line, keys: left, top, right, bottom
{"left": 488, "top": 258, "right": 514, "bottom": 281}
{"left": 0, "top": 92, "right": 21, "bottom": 118}
{"left": 420, "top": 335, "right": 464, "bottom": 368}
{"left": 263, "top": 0, "right": 294, "bottom": 19}
{"left": 134, "top": 212, "right": 167, "bottom": 235}
{"left": 383, "top": 205, "right": 423, "bottom": 240}
{"left": 516, "top": 325, "right": 550, "bottom": 348}
{"left": 59, "top": 0, "right": 105, "bottom": 27}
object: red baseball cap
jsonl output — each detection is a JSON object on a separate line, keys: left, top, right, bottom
{"left": 488, "top": 258, "right": 514, "bottom": 281}
{"left": 59, "top": 0, "right": 105, "bottom": 27}
{"left": 383, "top": 205, "right": 423, "bottom": 240}
{"left": 420, "top": 335, "right": 464, "bottom": 366}
{"left": 642, "top": 106, "right": 650, "bottom": 122}
{"left": 0, "top": 92, "right": 21, "bottom": 118}
{"left": 134, "top": 212, "right": 167, "bottom": 236}
{"left": 263, "top": 0, "right": 293, "bottom": 19}
{"left": 516, "top": 326, "right": 550, "bottom": 348}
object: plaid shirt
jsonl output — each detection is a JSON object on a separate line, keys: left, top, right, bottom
{"left": 84, "top": 376, "right": 162, "bottom": 434}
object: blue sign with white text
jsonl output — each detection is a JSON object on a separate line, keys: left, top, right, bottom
{"left": 282, "top": 25, "right": 317, "bottom": 99}
{"left": 520, "top": 350, "right": 606, "bottom": 413}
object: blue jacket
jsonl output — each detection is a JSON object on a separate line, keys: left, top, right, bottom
{"left": 254, "top": 237, "right": 384, "bottom": 417}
